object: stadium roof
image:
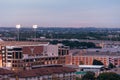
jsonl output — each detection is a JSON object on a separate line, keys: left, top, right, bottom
{"left": 0, "top": 41, "right": 49, "bottom": 46}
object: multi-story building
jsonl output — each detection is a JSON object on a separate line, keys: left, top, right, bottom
{"left": 0, "top": 55, "right": 2, "bottom": 67}
{"left": 0, "top": 68, "right": 14, "bottom": 80}
{"left": 66, "top": 49, "right": 120, "bottom": 67}
{"left": 0, "top": 41, "right": 69, "bottom": 71}
{"left": 0, "top": 66, "right": 76, "bottom": 80}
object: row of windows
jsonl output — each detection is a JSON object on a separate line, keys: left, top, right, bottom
{"left": 24, "top": 57, "right": 60, "bottom": 62}
{"left": 58, "top": 50, "right": 69, "bottom": 55}
{"left": 12, "top": 64, "right": 23, "bottom": 67}
{"left": 12, "top": 60, "right": 23, "bottom": 63}
{"left": 24, "top": 73, "right": 74, "bottom": 80}
{"left": 12, "top": 52, "right": 22, "bottom": 59}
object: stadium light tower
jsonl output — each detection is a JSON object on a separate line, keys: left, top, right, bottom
{"left": 16, "top": 24, "right": 21, "bottom": 41}
{"left": 33, "top": 25, "right": 38, "bottom": 41}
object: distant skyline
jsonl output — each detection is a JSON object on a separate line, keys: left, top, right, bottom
{"left": 0, "top": 0, "right": 120, "bottom": 28}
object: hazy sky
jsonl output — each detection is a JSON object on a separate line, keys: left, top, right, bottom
{"left": 0, "top": 0, "right": 120, "bottom": 28}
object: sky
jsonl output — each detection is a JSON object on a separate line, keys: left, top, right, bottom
{"left": 0, "top": 0, "right": 120, "bottom": 28}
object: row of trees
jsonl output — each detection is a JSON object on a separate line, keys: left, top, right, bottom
{"left": 92, "top": 59, "right": 116, "bottom": 69}
{"left": 50, "top": 40, "right": 101, "bottom": 49}
{"left": 76, "top": 71, "right": 120, "bottom": 80}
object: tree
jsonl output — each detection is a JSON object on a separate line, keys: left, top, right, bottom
{"left": 92, "top": 59, "right": 104, "bottom": 65}
{"left": 82, "top": 71, "right": 95, "bottom": 80}
{"left": 108, "top": 63, "right": 115, "bottom": 69}
{"left": 50, "top": 40, "right": 59, "bottom": 44}
{"left": 97, "top": 72, "right": 120, "bottom": 80}
{"left": 87, "top": 42, "right": 96, "bottom": 48}
{"left": 50, "top": 40, "right": 97, "bottom": 49}
{"left": 76, "top": 77, "right": 82, "bottom": 80}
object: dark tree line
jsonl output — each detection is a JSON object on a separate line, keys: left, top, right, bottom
{"left": 1, "top": 27, "right": 120, "bottom": 41}
{"left": 50, "top": 40, "right": 100, "bottom": 49}
{"left": 76, "top": 71, "right": 120, "bottom": 80}
{"left": 92, "top": 59, "right": 104, "bottom": 65}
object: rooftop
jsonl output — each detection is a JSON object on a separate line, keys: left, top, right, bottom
{"left": 0, "top": 68, "right": 14, "bottom": 75}
{"left": 70, "top": 49, "right": 120, "bottom": 56}
{"left": 0, "top": 41, "right": 49, "bottom": 46}
{"left": 15, "top": 67, "right": 76, "bottom": 78}
{"left": 79, "top": 65, "right": 104, "bottom": 68}
{"left": 83, "top": 51, "right": 120, "bottom": 56}
{"left": 0, "top": 66, "right": 76, "bottom": 78}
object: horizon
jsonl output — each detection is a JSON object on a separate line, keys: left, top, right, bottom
{"left": 0, "top": 26, "right": 120, "bottom": 29}
{"left": 0, "top": 0, "right": 120, "bottom": 28}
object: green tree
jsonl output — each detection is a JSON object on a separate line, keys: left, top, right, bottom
{"left": 50, "top": 40, "right": 59, "bottom": 44}
{"left": 87, "top": 42, "right": 96, "bottom": 48}
{"left": 76, "top": 77, "right": 82, "bottom": 80}
{"left": 108, "top": 63, "right": 115, "bottom": 69}
{"left": 93, "top": 59, "right": 104, "bottom": 65}
{"left": 97, "top": 72, "right": 120, "bottom": 80}
{"left": 82, "top": 71, "right": 95, "bottom": 80}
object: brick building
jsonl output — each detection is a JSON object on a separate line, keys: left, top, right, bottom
{"left": 0, "top": 66, "right": 76, "bottom": 80}
{"left": 0, "top": 41, "right": 69, "bottom": 71}
{"left": 66, "top": 49, "right": 120, "bottom": 67}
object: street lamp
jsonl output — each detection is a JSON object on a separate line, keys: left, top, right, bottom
{"left": 16, "top": 24, "right": 21, "bottom": 41}
{"left": 32, "top": 25, "right": 38, "bottom": 41}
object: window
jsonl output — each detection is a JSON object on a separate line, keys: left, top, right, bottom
{"left": 2, "top": 47, "right": 5, "bottom": 49}
{"left": 2, "top": 58, "right": 5, "bottom": 60}
{"left": 15, "top": 52, "right": 19, "bottom": 59}
{"left": 2, "top": 51, "right": 5, "bottom": 53}
{"left": 7, "top": 60, "right": 11, "bottom": 62}
{"left": 2, "top": 54, "right": 5, "bottom": 56}
{"left": 25, "top": 59, "right": 29, "bottom": 62}
{"left": 19, "top": 52, "right": 22, "bottom": 59}
{"left": 8, "top": 53, "right": 12, "bottom": 55}
{"left": 7, "top": 56, "right": 12, "bottom": 58}
{"left": 7, "top": 49, "right": 12, "bottom": 51}
{"left": 13, "top": 48, "right": 22, "bottom": 51}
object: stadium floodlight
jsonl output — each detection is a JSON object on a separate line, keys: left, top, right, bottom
{"left": 16, "top": 24, "right": 21, "bottom": 41}
{"left": 33, "top": 25, "right": 38, "bottom": 29}
{"left": 32, "top": 25, "right": 38, "bottom": 41}
{"left": 16, "top": 24, "right": 21, "bottom": 29}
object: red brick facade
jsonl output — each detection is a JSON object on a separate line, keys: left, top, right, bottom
{"left": 66, "top": 55, "right": 120, "bottom": 67}
{"left": 22, "top": 46, "right": 44, "bottom": 55}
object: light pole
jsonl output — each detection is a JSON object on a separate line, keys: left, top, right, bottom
{"left": 32, "top": 25, "right": 38, "bottom": 41}
{"left": 16, "top": 24, "right": 21, "bottom": 41}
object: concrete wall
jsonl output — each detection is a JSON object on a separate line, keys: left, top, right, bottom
{"left": 45, "top": 45, "right": 58, "bottom": 56}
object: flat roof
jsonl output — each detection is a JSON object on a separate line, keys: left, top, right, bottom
{"left": 0, "top": 68, "right": 14, "bottom": 75}
{"left": 15, "top": 67, "right": 76, "bottom": 78}
{"left": 0, "top": 41, "right": 49, "bottom": 46}
{"left": 70, "top": 49, "right": 120, "bottom": 56}
{"left": 79, "top": 65, "right": 104, "bottom": 68}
